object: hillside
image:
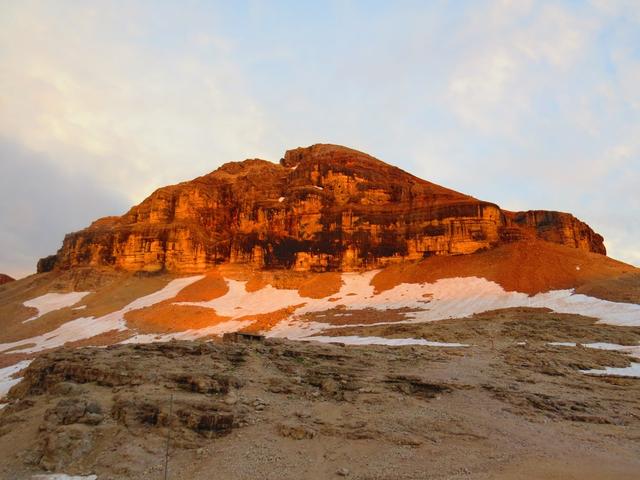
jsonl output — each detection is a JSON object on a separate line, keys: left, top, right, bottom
{"left": 2, "top": 317, "right": 640, "bottom": 479}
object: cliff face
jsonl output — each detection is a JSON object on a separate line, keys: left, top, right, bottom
{"left": 502, "top": 210, "right": 606, "bottom": 254}
{"left": 40, "top": 144, "right": 606, "bottom": 273}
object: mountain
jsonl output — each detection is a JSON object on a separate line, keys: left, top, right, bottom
{"left": 38, "top": 144, "right": 605, "bottom": 274}
{"left": 0, "top": 274, "right": 14, "bottom": 285}
{"left": 2, "top": 144, "right": 640, "bottom": 479}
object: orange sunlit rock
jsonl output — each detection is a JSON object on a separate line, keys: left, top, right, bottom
{"left": 40, "top": 144, "right": 606, "bottom": 274}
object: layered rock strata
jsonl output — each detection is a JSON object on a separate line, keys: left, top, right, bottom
{"left": 39, "top": 144, "right": 605, "bottom": 273}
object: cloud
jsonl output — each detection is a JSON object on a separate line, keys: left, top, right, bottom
{"left": 0, "top": 137, "right": 129, "bottom": 278}
{"left": 0, "top": 0, "right": 638, "bottom": 274}
{"left": 0, "top": 1, "right": 275, "bottom": 204}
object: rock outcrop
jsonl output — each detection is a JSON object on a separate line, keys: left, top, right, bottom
{"left": 0, "top": 273, "right": 15, "bottom": 285}
{"left": 39, "top": 144, "right": 606, "bottom": 273}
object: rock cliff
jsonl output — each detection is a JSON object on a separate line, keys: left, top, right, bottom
{"left": 0, "top": 273, "right": 15, "bottom": 285}
{"left": 39, "top": 144, "right": 606, "bottom": 273}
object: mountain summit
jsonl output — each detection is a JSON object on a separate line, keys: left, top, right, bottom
{"left": 39, "top": 144, "right": 605, "bottom": 273}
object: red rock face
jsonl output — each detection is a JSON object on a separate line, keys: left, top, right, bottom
{"left": 0, "top": 273, "right": 15, "bottom": 285}
{"left": 39, "top": 144, "right": 606, "bottom": 273}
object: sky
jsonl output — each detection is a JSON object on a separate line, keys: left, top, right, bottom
{"left": 0, "top": 0, "right": 638, "bottom": 278}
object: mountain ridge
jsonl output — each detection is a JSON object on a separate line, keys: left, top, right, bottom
{"left": 38, "top": 144, "right": 606, "bottom": 274}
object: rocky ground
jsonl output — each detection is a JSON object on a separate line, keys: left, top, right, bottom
{"left": 0, "top": 308, "right": 639, "bottom": 480}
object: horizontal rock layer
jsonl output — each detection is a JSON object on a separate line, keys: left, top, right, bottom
{"left": 40, "top": 144, "right": 605, "bottom": 273}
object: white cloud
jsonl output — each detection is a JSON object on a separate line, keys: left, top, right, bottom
{"left": 445, "top": 2, "right": 597, "bottom": 133}
{"left": 0, "top": 1, "right": 273, "bottom": 204}
{"left": 0, "top": 0, "right": 638, "bottom": 274}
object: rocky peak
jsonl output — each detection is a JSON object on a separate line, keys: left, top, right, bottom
{"left": 38, "top": 144, "right": 606, "bottom": 274}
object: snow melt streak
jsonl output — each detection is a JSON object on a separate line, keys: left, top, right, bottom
{"left": 304, "top": 336, "right": 468, "bottom": 347}
{"left": 3, "top": 273, "right": 640, "bottom": 355}
{"left": 23, "top": 292, "right": 91, "bottom": 323}
{"left": 581, "top": 363, "right": 640, "bottom": 378}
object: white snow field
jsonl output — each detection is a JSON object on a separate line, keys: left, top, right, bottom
{"left": 0, "top": 359, "right": 32, "bottom": 404}
{"left": 2, "top": 272, "right": 640, "bottom": 356}
{"left": 0, "top": 276, "right": 205, "bottom": 354}
{"left": 178, "top": 273, "right": 640, "bottom": 339}
{"left": 23, "top": 292, "right": 91, "bottom": 323}
{"left": 181, "top": 274, "right": 640, "bottom": 338}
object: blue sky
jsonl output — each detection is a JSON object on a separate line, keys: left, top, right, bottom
{"left": 1, "top": 0, "right": 639, "bottom": 277}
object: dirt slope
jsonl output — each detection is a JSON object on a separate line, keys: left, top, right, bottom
{"left": 372, "top": 239, "right": 637, "bottom": 296}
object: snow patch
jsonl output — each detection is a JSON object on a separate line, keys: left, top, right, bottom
{"left": 178, "top": 279, "right": 307, "bottom": 319}
{"left": 0, "top": 360, "right": 32, "bottom": 400}
{"left": 5, "top": 273, "right": 640, "bottom": 353}
{"left": 0, "top": 276, "right": 205, "bottom": 354}
{"left": 303, "top": 336, "right": 468, "bottom": 347}
{"left": 32, "top": 475, "right": 98, "bottom": 480}
{"left": 23, "top": 292, "right": 91, "bottom": 323}
{"left": 278, "top": 197, "right": 285, "bottom": 202}
{"left": 581, "top": 363, "right": 640, "bottom": 378}
{"left": 583, "top": 342, "right": 640, "bottom": 356}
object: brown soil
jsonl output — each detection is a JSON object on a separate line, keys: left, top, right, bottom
{"left": 575, "top": 271, "right": 640, "bottom": 304}
{"left": 171, "top": 270, "right": 229, "bottom": 302}
{"left": 0, "top": 352, "right": 34, "bottom": 369}
{"left": 372, "top": 240, "right": 637, "bottom": 295}
{"left": 297, "top": 272, "right": 343, "bottom": 299}
{"left": 302, "top": 307, "right": 426, "bottom": 326}
{"left": 488, "top": 456, "right": 640, "bottom": 480}
{"left": 318, "top": 307, "right": 640, "bottom": 348}
{"left": 238, "top": 305, "right": 305, "bottom": 334}
{"left": 1, "top": 309, "right": 639, "bottom": 479}
{"left": 62, "top": 329, "right": 135, "bottom": 349}
{"left": 125, "top": 303, "right": 231, "bottom": 334}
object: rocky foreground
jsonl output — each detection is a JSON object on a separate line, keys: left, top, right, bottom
{"left": 1, "top": 308, "right": 639, "bottom": 480}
